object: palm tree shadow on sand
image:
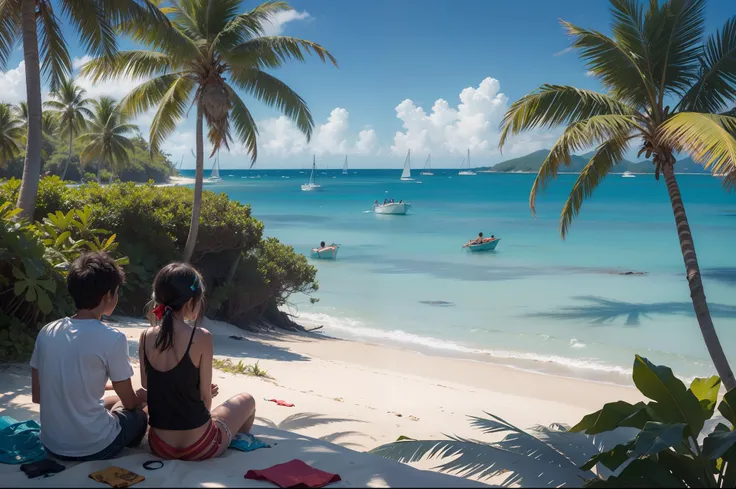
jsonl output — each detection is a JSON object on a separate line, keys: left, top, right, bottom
{"left": 526, "top": 296, "right": 736, "bottom": 327}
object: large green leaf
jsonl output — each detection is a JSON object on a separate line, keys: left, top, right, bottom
{"left": 689, "top": 376, "right": 721, "bottom": 418}
{"left": 718, "top": 388, "right": 736, "bottom": 427}
{"left": 628, "top": 422, "right": 686, "bottom": 459}
{"left": 580, "top": 441, "right": 633, "bottom": 471}
{"left": 585, "top": 458, "right": 687, "bottom": 488}
{"left": 571, "top": 400, "right": 647, "bottom": 434}
{"left": 703, "top": 429, "right": 736, "bottom": 460}
{"left": 632, "top": 355, "right": 705, "bottom": 436}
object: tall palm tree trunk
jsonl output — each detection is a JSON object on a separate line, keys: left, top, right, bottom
{"left": 183, "top": 104, "right": 204, "bottom": 263}
{"left": 61, "top": 131, "right": 73, "bottom": 180}
{"left": 662, "top": 163, "right": 736, "bottom": 391}
{"left": 15, "top": 0, "right": 43, "bottom": 221}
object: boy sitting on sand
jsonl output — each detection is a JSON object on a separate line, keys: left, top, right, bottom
{"left": 30, "top": 252, "right": 148, "bottom": 461}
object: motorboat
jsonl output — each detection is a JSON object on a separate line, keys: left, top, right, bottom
{"left": 622, "top": 171, "right": 636, "bottom": 178}
{"left": 310, "top": 243, "right": 339, "bottom": 259}
{"left": 373, "top": 201, "right": 411, "bottom": 215}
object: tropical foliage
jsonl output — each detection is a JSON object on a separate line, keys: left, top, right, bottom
{"left": 44, "top": 79, "right": 93, "bottom": 180}
{"left": 498, "top": 0, "right": 736, "bottom": 391}
{"left": 0, "top": 104, "right": 24, "bottom": 165}
{"left": 0, "top": 177, "right": 318, "bottom": 351}
{"left": 77, "top": 97, "right": 138, "bottom": 182}
{"left": 82, "top": 0, "right": 337, "bottom": 261}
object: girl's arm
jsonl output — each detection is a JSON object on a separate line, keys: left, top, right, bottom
{"left": 198, "top": 329, "right": 214, "bottom": 411}
{"left": 138, "top": 330, "right": 148, "bottom": 389}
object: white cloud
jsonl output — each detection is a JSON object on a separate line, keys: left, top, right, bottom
{"left": 0, "top": 61, "right": 26, "bottom": 104}
{"left": 253, "top": 107, "right": 375, "bottom": 158}
{"left": 72, "top": 55, "right": 93, "bottom": 70}
{"left": 261, "top": 10, "right": 311, "bottom": 36}
{"left": 585, "top": 70, "right": 595, "bottom": 77}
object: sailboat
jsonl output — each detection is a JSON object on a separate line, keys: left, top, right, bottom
{"left": 301, "top": 155, "right": 322, "bottom": 191}
{"left": 342, "top": 155, "right": 348, "bottom": 175}
{"left": 207, "top": 152, "right": 222, "bottom": 183}
{"left": 458, "top": 149, "right": 476, "bottom": 176}
{"left": 420, "top": 154, "right": 434, "bottom": 176}
{"left": 400, "top": 150, "right": 414, "bottom": 181}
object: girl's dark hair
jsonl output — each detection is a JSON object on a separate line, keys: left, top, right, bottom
{"left": 150, "top": 262, "right": 206, "bottom": 351}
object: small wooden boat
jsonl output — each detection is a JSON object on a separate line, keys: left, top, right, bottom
{"left": 374, "top": 202, "right": 411, "bottom": 215}
{"left": 311, "top": 244, "right": 340, "bottom": 259}
{"left": 464, "top": 238, "right": 500, "bottom": 252}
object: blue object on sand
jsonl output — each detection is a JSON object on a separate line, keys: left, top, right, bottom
{"left": 229, "top": 433, "right": 270, "bottom": 452}
{"left": 0, "top": 417, "right": 47, "bottom": 465}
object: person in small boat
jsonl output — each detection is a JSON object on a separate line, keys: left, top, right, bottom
{"left": 399, "top": 200, "right": 403, "bottom": 203}
{"left": 391, "top": 199, "right": 395, "bottom": 203}
{"left": 383, "top": 199, "right": 388, "bottom": 205}
{"left": 140, "top": 263, "right": 256, "bottom": 461}
{"left": 473, "top": 232, "right": 485, "bottom": 245}
{"left": 320, "top": 241, "right": 326, "bottom": 249}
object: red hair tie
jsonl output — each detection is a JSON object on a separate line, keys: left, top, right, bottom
{"left": 152, "top": 304, "right": 172, "bottom": 321}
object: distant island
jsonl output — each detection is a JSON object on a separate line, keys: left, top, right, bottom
{"left": 477, "top": 149, "right": 709, "bottom": 174}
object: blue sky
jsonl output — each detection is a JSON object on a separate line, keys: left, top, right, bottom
{"left": 1, "top": 0, "right": 734, "bottom": 169}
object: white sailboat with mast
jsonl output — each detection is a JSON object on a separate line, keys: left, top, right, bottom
{"left": 420, "top": 154, "right": 434, "bottom": 176}
{"left": 400, "top": 150, "right": 414, "bottom": 181}
{"left": 301, "top": 155, "right": 322, "bottom": 191}
{"left": 342, "top": 155, "right": 348, "bottom": 175}
{"left": 207, "top": 151, "right": 222, "bottom": 183}
{"left": 458, "top": 148, "right": 476, "bottom": 176}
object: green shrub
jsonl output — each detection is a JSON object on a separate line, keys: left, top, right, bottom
{"left": 0, "top": 177, "right": 318, "bottom": 337}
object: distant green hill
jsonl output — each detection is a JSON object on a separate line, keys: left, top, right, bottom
{"left": 480, "top": 150, "right": 708, "bottom": 174}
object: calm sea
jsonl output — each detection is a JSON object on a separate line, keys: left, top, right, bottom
{"left": 180, "top": 168, "right": 736, "bottom": 385}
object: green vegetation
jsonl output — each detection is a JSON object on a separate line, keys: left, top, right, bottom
{"left": 0, "top": 104, "right": 23, "bottom": 164}
{"left": 0, "top": 177, "right": 318, "bottom": 361}
{"left": 213, "top": 358, "right": 271, "bottom": 379}
{"left": 44, "top": 79, "right": 93, "bottom": 180}
{"left": 499, "top": 0, "right": 736, "bottom": 391}
{"left": 82, "top": 0, "right": 337, "bottom": 261}
{"left": 372, "top": 356, "right": 736, "bottom": 487}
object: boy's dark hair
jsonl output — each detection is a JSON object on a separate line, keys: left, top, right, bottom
{"left": 67, "top": 252, "right": 125, "bottom": 310}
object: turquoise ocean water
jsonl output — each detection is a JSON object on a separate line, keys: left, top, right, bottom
{"left": 181, "top": 168, "right": 736, "bottom": 385}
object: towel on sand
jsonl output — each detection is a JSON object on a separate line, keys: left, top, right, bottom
{"left": 0, "top": 417, "right": 46, "bottom": 465}
{"left": 264, "top": 398, "right": 295, "bottom": 407}
{"left": 245, "top": 459, "right": 341, "bottom": 488}
{"left": 229, "top": 433, "right": 270, "bottom": 452}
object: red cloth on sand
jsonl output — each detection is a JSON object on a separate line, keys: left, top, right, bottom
{"left": 244, "top": 459, "right": 341, "bottom": 488}
{"left": 266, "top": 398, "right": 295, "bottom": 407}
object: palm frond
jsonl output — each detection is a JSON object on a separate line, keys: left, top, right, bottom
{"left": 147, "top": 76, "right": 194, "bottom": 153}
{"left": 679, "top": 16, "right": 736, "bottom": 113}
{"left": 119, "top": 73, "right": 186, "bottom": 117}
{"left": 659, "top": 112, "right": 736, "bottom": 175}
{"left": 225, "top": 84, "right": 258, "bottom": 164}
{"left": 229, "top": 68, "right": 313, "bottom": 139}
{"left": 37, "top": 1, "right": 72, "bottom": 91}
{"left": 562, "top": 20, "right": 654, "bottom": 108}
{"left": 81, "top": 50, "right": 179, "bottom": 82}
{"left": 225, "top": 36, "right": 338, "bottom": 70}
{"left": 499, "top": 85, "right": 637, "bottom": 151}
{"left": 0, "top": 0, "right": 21, "bottom": 69}
{"left": 61, "top": 0, "right": 117, "bottom": 59}
{"left": 214, "top": 0, "right": 292, "bottom": 51}
{"left": 530, "top": 114, "right": 640, "bottom": 214}
{"left": 0, "top": 103, "right": 23, "bottom": 164}
{"left": 648, "top": 0, "right": 705, "bottom": 101}
{"left": 559, "top": 136, "right": 633, "bottom": 238}
{"left": 609, "top": 0, "right": 656, "bottom": 89}
{"left": 200, "top": 0, "right": 241, "bottom": 42}
{"left": 117, "top": 3, "right": 200, "bottom": 60}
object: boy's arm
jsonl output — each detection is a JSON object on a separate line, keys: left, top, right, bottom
{"left": 108, "top": 333, "right": 144, "bottom": 410}
{"left": 31, "top": 368, "right": 40, "bottom": 404}
{"left": 112, "top": 379, "right": 143, "bottom": 410}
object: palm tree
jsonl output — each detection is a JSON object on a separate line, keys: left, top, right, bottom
{"left": 77, "top": 97, "right": 137, "bottom": 183}
{"left": 0, "top": 104, "right": 24, "bottom": 165}
{"left": 0, "top": 0, "right": 168, "bottom": 221}
{"left": 45, "top": 79, "right": 93, "bottom": 180}
{"left": 82, "top": 0, "right": 337, "bottom": 262}
{"left": 499, "top": 0, "right": 736, "bottom": 390}
{"left": 14, "top": 102, "right": 60, "bottom": 150}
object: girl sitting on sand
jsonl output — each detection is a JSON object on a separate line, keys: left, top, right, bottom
{"left": 139, "top": 262, "right": 256, "bottom": 461}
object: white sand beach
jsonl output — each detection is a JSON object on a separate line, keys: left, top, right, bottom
{"left": 0, "top": 316, "right": 645, "bottom": 487}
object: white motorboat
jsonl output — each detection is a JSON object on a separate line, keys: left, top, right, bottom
{"left": 301, "top": 156, "right": 322, "bottom": 191}
{"left": 420, "top": 154, "right": 434, "bottom": 176}
{"left": 458, "top": 149, "right": 476, "bottom": 176}
{"left": 400, "top": 150, "right": 414, "bottom": 181}
{"left": 373, "top": 201, "right": 412, "bottom": 215}
{"left": 622, "top": 171, "right": 636, "bottom": 178}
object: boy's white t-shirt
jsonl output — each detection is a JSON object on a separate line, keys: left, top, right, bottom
{"left": 30, "top": 317, "right": 134, "bottom": 457}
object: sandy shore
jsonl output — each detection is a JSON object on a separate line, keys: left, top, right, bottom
{"left": 1, "top": 316, "right": 642, "bottom": 451}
